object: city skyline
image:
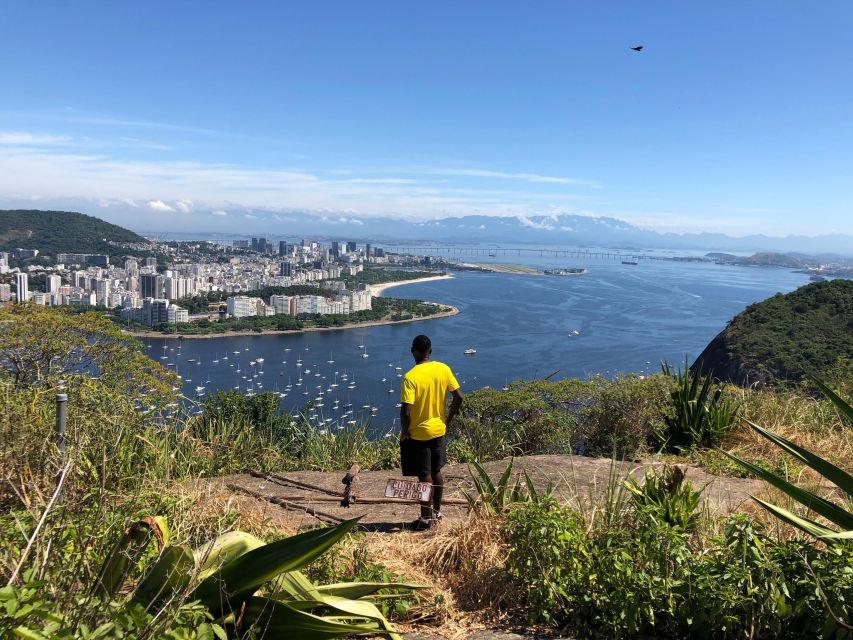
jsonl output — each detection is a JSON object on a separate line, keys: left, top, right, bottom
{"left": 2, "top": 3, "right": 853, "bottom": 237}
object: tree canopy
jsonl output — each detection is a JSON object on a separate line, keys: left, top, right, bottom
{"left": 0, "top": 304, "right": 177, "bottom": 400}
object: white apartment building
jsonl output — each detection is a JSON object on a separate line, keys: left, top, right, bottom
{"left": 45, "top": 275, "right": 62, "bottom": 292}
{"left": 167, "top": 305, "right": 189, "bottom": 324}
{"left": 15, "top": 272, "right": 28, "bottom": 303}
{"left": 269, "top": 295, "right": 293, "bottom": 315}
{"left": 226, "top": 295, "right": 257, "bottom": 318}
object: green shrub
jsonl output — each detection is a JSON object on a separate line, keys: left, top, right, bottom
{"left": 505, "top": 501, "right": 853, "bottom": 638}
{"left": 448, "top": 375, "right": 672, "bottom": 462}
{"left": 505, "top": 498, "right": 590, "bottom": 626}
{"left": 577, "top": 374, "right": 673, "bottom": 458}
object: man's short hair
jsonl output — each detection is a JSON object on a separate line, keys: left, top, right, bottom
{"left": 412, "top": 334, "right": 431, "bottom": 353}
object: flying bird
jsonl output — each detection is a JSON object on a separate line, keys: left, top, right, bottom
{"left": 631, "top": 46, "right": 643, "bottom": 52}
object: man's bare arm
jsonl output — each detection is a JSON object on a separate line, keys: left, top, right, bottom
{"left": 400, "top": 403, "right": 412, "bottom": 440}
{"left": 446, "top": 388, "right": 464, "bottom": 425}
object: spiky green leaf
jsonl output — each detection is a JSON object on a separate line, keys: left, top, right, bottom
{"left": 810, "top": 376, "right": 853, "bottom": 426}
{"left": 192, "top": 518, "right": 360, "bottom": 613}
{"left": 315, "top": 582, "right": 428, "bottom": 599}
{"left": 241, "top": 596, "right": 385, "bottom": 640}
{"left": 132, "top": 545, "right": 195, "bottom": 610}
{"left": 751, "top": 498, "right": 838, "bottom": 540}
{"left": 743, "top": 419, "right": 853, "bottom": 496}
{"left": 194, "top": 531, "right": 265, "bottom": 582}
{"left": 721, "top": 450, "right": 853, "bottom": 530}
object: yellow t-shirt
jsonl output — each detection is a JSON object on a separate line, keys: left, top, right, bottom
{"left": 400, "top": 360, "right": 460, "bottom": 441}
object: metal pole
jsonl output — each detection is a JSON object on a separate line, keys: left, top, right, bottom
{"left": 56, "top": 381, "right": 67, "bottom": 496}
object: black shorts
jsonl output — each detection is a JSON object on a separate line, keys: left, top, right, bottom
{"left": 400, "top": 436, "right": 447, "bottom": 479}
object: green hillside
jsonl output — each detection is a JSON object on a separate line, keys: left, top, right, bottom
{"left": 0, "top": 210, "right": 148, "bottom": 261}
{"left": 694, "top": 279, "right": 853, "bottom": 386}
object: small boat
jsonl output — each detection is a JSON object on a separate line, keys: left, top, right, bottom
{"left": 464, "top": 348, "right": 477, "bottom": 355}
{"left": 621, "top": 260, "right": 638, "bottom": 266}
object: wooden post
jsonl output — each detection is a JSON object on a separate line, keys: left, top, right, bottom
{"left": 340, "top": 463, "right": 361, "bottom": 507}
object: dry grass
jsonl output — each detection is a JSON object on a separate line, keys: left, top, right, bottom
{"left": 716, "top": 385, "right": 852, "bottom": 476}
{"left": 359, "top": 512, "right": 524, "bottom": 638}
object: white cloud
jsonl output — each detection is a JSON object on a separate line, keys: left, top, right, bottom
{"left": 148, "top": 200, "right": 173, "bottom": 212}
{"left": 244, "top": 213, "right": 258, "bottom": 219}
{"left": 211, "top": 210, "right": 228, "bottom": 216}
{"left": 0, "top": 131, "right": 71, "bottom": 145}
{"left": 517, "top": 215, "right": 554, "bottom": 230}
{"left": 440, "top": 168, "right": 597, "bottom": 186}
{"left": 0, "top": 143, "right": 609, "bottom": 227}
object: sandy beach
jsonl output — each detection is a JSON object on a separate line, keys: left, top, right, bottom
{"left": 368, "top": 273, "right": 454, "bottom": 296}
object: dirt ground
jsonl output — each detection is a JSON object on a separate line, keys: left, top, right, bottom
{"left": 198, "top": 455, "right": 764, "bottom": 639}
{"left": 210, "top": 454, "right": 762, "bottom": 531}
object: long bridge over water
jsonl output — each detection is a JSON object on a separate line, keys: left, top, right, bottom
{"left": 383, "top": 245, "right": 669, "bottom": 262}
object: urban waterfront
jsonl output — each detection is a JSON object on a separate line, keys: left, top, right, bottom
{"left": 145, "top": 256, "right": 809, "bottom": 436}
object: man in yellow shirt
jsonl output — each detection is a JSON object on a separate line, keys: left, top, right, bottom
{"left": 400, "top": 334, "right": 464, "bottom": 531}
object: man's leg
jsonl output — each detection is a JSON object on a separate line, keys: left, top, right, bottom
{"left": 432, "top": 469, "right": 444, "bottom": 517}
{"left": 431, "top": 436, "right": 446, "bottom": 519}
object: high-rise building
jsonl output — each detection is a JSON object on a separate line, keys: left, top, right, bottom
{"left": 258, "top": 237, "right": 268, "bottom": 253}
{"left": 279, "top": 261, "right": 293, "bottom": 277}
{"left": 164, "top": 277, "right": 189, "bottom": 300}
{"left": 140, "top": 273, "right": 164, "bottom": 299}
{"left": 251, "top": 237, "right": 259, "bottom": 251}
{"left": 94, "top": 279, "right": 111, "bottom": 306}
{"left": 346, "top": 241, "right": 357, "bottom": 253}
{"left": 0, "top": 284, "right": 11, "bottom": 302}
{"left": 331, "top": 241, "right": 340, "bottom": 258}
{"left": 124, "top": 258, "right": 138, "bottom": 273}
{"left": 45, "top": 275, "right": 62, "bottom": 292}
{"left": 365, "top": 243, "right": 371, "bottom": 258}
{"left": 15, "top": 272, "right": 28, "bottom": 303}
{"left": 144, "top": 257, "right": 158, "bottom": 268}
{"left": 279, "top": 240, "right": 288, "bottom": 256}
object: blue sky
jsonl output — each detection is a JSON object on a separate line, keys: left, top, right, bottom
{"left": 1, "top": 1, "right": 851, "bottom": 236}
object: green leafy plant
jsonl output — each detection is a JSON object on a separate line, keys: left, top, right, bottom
{"left": 625, "top": 465, "right": 704, "bottom": 532}
{"left": 659, "top": 358, "right": 738, "bottom": 451}
{"left": 460, "top": 459, "right": 551, "bottom": 514}
{"left": 722, "top": 378, "right": 853, "bottom": 542}
{"left": 90, "top": 516, "right": 424, "bottom": 639}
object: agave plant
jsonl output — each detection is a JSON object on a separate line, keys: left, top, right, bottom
{"left": 625, "top": 465, "right": 703, "bottom": 532}
{"left": 95, "top": 517, "right": 424, "bottom": 638}
{"left": 722, "top": 378, "right": 853, "bottom": 542}
{"left": 659, "top": 357, "right": 739, "bottom": 451}
{"left": 460, "top": 458, "right": 551, "bottom": 514}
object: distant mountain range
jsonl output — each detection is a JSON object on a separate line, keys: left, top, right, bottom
{"left": 3, "top": 208, "right": 852, "bottom": 257}
{"left": 147, "top": 211, "right": 853, "bottom": 256}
